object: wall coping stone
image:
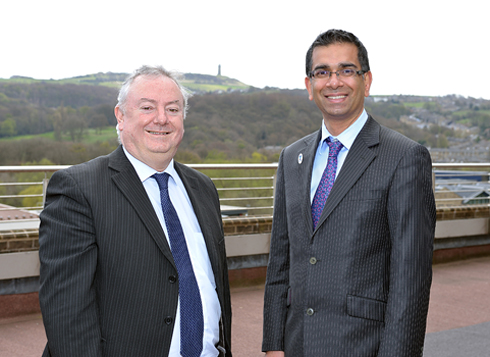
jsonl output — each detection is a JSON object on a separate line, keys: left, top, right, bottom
{"left": 1, "top": 207, "right": 489, "bottom": 254}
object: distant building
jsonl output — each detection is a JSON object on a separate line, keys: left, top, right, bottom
{"left": 430, "top": 148, "right": 490, "bottom": 163}
{"left": 0, "top": 204, "right": 40, "bottom": 254}
{"left": 218, "top": 64, "right": 221, "bottom": 76}
{"left": 434, "top": 170, "right": 490, "bottom": 206}
{"left": 0, "top": 204, "right": 38, "bottom": 221}
{"left": 434, "top": 170, "right": 488, "bottom": 182}
{"left": 435, "top": 182, "right": 490, "bottom": 206}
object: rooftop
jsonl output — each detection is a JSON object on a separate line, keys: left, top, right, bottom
{"left": 1, "top": 256, "right": 490, "bottom": 357}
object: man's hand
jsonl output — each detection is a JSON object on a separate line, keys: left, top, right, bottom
{"left": 265, "top": 352, "right": 285, "bottom": 357}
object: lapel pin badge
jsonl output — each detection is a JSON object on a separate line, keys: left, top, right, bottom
{"left": 298, "top": 153, "right": 303, "bottom": 164}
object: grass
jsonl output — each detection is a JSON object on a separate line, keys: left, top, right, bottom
{"left": 79, "top": 127, "right": 118, "bottom": 144}
{"left": 1, "top": 73, "right": 250, "bottom": 92}
{"left": 0, "top": 77, "right": 42, "bottom": 84}
{"left": 402, "top": 102, "right": 425, "bottom": 108}
{"left": 0, "top": 127, "right": 118, "bottom": 144}
{"left": 452, "top": 109, "right": 490, "bottom": 116}
{"left": 182, "top": 82, "right": 249, "bottom": 92}
{"left": 0, "top": 131, "right": 55, "bottom": 141}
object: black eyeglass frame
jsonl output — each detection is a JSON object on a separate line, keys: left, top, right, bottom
{"left": 308, "top": 68, "right": 366, "bottom": 79}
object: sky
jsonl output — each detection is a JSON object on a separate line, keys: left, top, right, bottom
{"left": 2, "top": 0, "right": 489, "bottom": 100}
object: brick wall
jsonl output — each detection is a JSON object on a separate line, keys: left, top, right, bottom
{"left": 0, "top": 229, "right": 39, "bottom": 254}
{"left": 223, "top": 216, "right": 272, "bottom": 236}
{"left": 436, "top": 205, "right": 490, "bottom": 221}
{"left": 1, "top": 206, "right": 489, "bottom": 255}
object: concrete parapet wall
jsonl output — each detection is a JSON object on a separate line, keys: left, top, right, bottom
{"left": 434, "top": 205, "right": 490, "bottom": 263}
{"left": 436, "top": 205, "right": 490, "bottom": 221}
{"left": 2, "top": 207, "right": 490, "bottom": 293}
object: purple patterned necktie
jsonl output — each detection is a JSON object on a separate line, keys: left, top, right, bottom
{"left": 153, "top": 173, "right": 204, "bottom": 357}
{"left": 311, "top": 138, "right": 344, "bottom": 229}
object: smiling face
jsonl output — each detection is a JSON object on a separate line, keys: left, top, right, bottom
{"left": 114, "top": 75, "right": 185, "bottom": 171}
{"left": 305, "top": 43, "right": 372, "bottom": 135}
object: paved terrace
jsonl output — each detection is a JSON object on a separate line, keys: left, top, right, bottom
{"left": 1, "top": 256, "right": 490, "bottom": 357}
{"left": 2, "top": 174, "right": 490, "bottom": 356}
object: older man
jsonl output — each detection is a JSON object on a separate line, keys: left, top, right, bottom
{"left": 39, "top": 65, "right": 232, "bottom": 357}
{"left": 262, "top": 29, "right": 436, "bottom": 356}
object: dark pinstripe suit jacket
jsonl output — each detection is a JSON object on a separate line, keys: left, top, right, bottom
{"left": 39, "top": 146, "right": 232, "bottom": 357}
{"left": 262, "top": 115, "right": 436, "bottom": 356}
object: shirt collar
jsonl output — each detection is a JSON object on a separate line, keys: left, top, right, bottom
{"left": 321, "top": 109, "right": 369, "bottom": 150}
{"left": 122, "top": 146, "right": 176, "bottom": 183}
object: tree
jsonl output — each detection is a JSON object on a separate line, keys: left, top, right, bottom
{"left": 91, "top": 114, "right": 108, "bottom": 134}
{"left": 64, "top": 108, "right": 87, "bottom": 141}
{"left": 51, "top": 105, "right": 66, "bottom": 141}
{"left": 436, "top": 134, "right": 449, "bottom": 148}
{"left": 0, "top": 118, "right": 17, "bottom": 137}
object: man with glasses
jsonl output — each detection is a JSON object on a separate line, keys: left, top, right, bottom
{"left": 262, "top": 29, "right": 436, "bottom": 356}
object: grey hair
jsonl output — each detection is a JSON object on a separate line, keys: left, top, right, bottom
{"left": 116, "top": 65, "right": 192, "bottom": 119}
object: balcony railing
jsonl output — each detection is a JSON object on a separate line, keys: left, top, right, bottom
{"left": 0, "top": 164, "right": 278, "bottom": 220}
{"left": 1, "top": 163, "right": 490, "bottom": 218}
{"left": 2, "top": 162, "right": 490, "bottom": 294}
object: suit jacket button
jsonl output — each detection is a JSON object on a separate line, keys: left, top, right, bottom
{"left": 306, "top": 308, "right": 314, "bottom": 316}
{"left": 309, "top": 257, "right": 317, "bottom": 265}
{"left": 169, "top": 275, "right": 177, "bottom": 284}
{"left": 164, "top": 316, "right": 173, "bottom": 325}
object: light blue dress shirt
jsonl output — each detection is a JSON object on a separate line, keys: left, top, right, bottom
{"left": 310, "top": 109, "right": 369, "bottom": 203}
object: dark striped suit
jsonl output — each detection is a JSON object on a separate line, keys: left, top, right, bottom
{"left": 262, "top": 115, "right": 436, "bottom": 356}
{"left": 39, "top": 146, "right": 232, "bottom": 356}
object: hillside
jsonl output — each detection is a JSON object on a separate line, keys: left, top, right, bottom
{"left": 0, "top": 72, "right": 489, "bottom": 165}
{"left": 1, "top": 71, "right": 250, "bottom": 92}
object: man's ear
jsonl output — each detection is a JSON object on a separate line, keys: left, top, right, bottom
{"left": 363, "top": 71, "right": 373, "bottom": 97}
{"left": 305, "top": 77, "right": 314, "bottom": 101}
{"left": 114, "top": 106, "right": 124, "bottom": 130}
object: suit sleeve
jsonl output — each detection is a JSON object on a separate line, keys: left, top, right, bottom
{"left": 262, "top": 151, "right": 290, "bottom": 352}
{"left": 39, "top": 169, "right": 102, "bottom": 357}
{"left": 377, "top": 144, "right": 436, "bottom": 356}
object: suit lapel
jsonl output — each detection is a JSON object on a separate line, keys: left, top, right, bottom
{"left": 293, "top": 130, "right": 322, "bottom": 237}
{"left": 314, "top": 116, "right": 380, "bottom": 234}
{"left": 108, "top": 146, "right": 175, "bottom": 268}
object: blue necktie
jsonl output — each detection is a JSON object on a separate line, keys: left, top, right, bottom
{"left": 153, "top": 173, "right": 204, "bottom": 357}
{"left": 311, "top": 138, "right": 343, "bottom": 229}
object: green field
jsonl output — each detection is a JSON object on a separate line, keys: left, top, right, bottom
{"left": 402, "top": 102, "right": 426, "bottom": 108}
{"left": 0, "top": 127, "right": 118, "bottom": 144}
{"left": 1, "top": 73, "right": 250, "bottom": 93}
{"left": 183, "top": 82, "right": 249, "bottom": 92}
{"left": 452, "top": 109, "right": 490, "bottom": 116}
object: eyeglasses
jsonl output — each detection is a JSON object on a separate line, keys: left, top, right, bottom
{"left": 309, "top": 68, "right": 365, "bottom": 80}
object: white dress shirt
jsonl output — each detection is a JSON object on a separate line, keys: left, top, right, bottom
{"left": 310, "top": 109, "right": 369, "bottom": 203}
{"left": 123, "top": 147, "right": 221, "bottom": 357}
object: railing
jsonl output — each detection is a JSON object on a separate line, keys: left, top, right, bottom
{"left": 1, "top": 163, "right": 490, "bottom": 217}
{"left": 185, "top": 164, "right": 278, "bottom": 218}
{"left": 0, "top": 166, "right": 69, "bottom": 214}
{"left": 0, "top": 164, "right": 278, "bottom": 219}
{"left": 2, "top": 163, "right": 490, "bottom": 294}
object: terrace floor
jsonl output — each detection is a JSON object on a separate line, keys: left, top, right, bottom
{"left": 1, "top": 256, "right": 490, "bottom": 357}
